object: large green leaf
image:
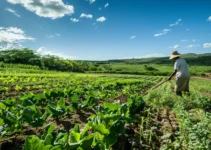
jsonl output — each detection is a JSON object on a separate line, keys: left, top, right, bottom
{"left": 43, "top": 134, "right": 54, "bottom": 146}
{"left": 0, "top": 119, "right": 4, "bottom": 126}
{"left": 80, "top": 124, "right": 90, "bottom": 138}
{"left": 22, "top": 98, "right": 34, "bottom": 107}
{"left": 71, "top": 94, "right": 79, "bottom": 110}
{"left": 70, "top": 131, "right": 81, "bottom": 143}
{"left": 33, "top": 94, "right": 47, "bottom": 105}
{"left": 71, "top": 94, "right": 79, "bottom": 104}
{"left": 1, "top": 99, "right": 16, "bottom": 107}
{"left": 2, "top": 110, "right": 17, "bottom": 124}
{"left": 48, "top": 105, "right": 65, "bottom": 118}
{"left": 0, "top": 102, "right": 6, "bottom": 110}
{"left": 23, "top": 136, "right": 44, "bottom": 150}
{"left": 66, "top": 142, "right": 81, "bottom": 150}
{"left": 48, "top": 146, "right": 63, "bottom": 150}
{"left": 22, "top": 106, "right": 48, "bottom": 127}
{"left": 24, "top": 136, "right": 63, "bottom": 150}
{"left": 42, "top": 145, "right": 53, "bottom": 150}
{"left": 128, "top": 94, "right": 145, "bottom": 114}
{"left": 54, "top": 132, "right": 68, "bottom": 146}
{"left": 104, "top": 102, "right": 120, "bottom": 111}
{"left": 22, "top": 107, "right": 36, "bottom": 121}
{"left": 92, "top": 124, "right": 109, "bottom": 135}
{"left": 50, "top": 90, "right": 59, "bottom": 98}
{"left": 104, "top": 133, "right": 118, "bottom": 149}
{"left": 58, "top": 98, "right": 65, "bottom": 108}
{"left": 79, "top": 134, "right": 95, "bottom": 150}
{"left": 73, "top": 124, "right": 80, "bottom": 133}
{"left": 41, "top": 124, "right": 55, "bottom": 145}
{"left": 42, "top": 124, "right": 55, "bottom": 139}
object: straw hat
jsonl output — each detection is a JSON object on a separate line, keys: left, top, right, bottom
{"left": 169, "top": 50, "right": 180, "bottom": 59}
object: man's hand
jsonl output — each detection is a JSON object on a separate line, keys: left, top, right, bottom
{"left": 168, "top": 70, "right": 177, "bottom": 81}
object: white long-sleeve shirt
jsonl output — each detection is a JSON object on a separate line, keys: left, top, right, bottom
{"left": 174, "top": 58, "right": 190, "bottom": 79}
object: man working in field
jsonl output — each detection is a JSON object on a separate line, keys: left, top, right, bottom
{"left": 168, "top": 51, "right": 190, "bottom": 96}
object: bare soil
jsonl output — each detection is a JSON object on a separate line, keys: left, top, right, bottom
{"left": 113, "top": 107, "right": 179, "bottom": 150}
{"left": 0, "top": 109, "right": 92, "bottom": 150}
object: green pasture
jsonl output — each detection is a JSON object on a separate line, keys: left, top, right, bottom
{"left": 103, "top": 63, "right": 210, "bottom": 75}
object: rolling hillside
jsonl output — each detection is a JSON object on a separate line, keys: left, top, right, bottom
{"left": 84, "top": 53, "right": 211, "bottom": 66}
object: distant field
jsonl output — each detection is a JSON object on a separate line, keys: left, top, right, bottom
{"left": 100, "top": 63, "right": 210, "bottom": 76}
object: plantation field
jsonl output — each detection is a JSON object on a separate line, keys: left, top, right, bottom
{"left": 99, "top": 63, "right": 211, "bottom": 76}
{"left": 0, "top": 64, "right": 211, "bottom": 150}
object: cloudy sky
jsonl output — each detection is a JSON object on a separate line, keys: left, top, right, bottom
{"left": 0, "top": 0, "right": 211, "bottom": 60}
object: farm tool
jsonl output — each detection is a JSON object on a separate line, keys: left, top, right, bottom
{"left": 144, "top": 79, "right": 169, "bottom": 95}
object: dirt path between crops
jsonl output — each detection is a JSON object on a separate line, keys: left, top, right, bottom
{"left": 200, "top": 91, "right": 211, "bottom": 97}
{"left": 205, "top": 73, "right": 211, "bottom": 77}
{"left": 113, "top": 107, "right": 179, "bottom": 150}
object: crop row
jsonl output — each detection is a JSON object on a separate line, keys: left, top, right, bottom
{"left": 0, "top": 77, "right": 153, "bottom": 135}
{"left": 0, "top": 76, "right": 154, "bottom": 149}
{"left": 144, "top": 78, "right": 211, "bottom": 149}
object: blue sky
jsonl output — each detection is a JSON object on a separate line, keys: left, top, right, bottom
{"left": 0, "top": 0, "right": 211, "bottom": 60}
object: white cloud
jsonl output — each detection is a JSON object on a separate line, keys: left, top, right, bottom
{"left": 7, "top": 0, "right": 74, "bottom": 19}
{"left": 141, "top": 53, "right": 165, "bottom": 58}
{"left": 203, "top": 43, "right": 211, "bottom": 48}
{"left": 46, "top": 34, "right": 61, "bottom": 38}
{"left": 169, "top": 19, "right": 182, "bottom": 27}
{"left": 0, "top": 27, "right": 34, "bottom": 50}
{"left": 186, "top": 44, "right": 200, "bottom": 48}
{"left": 46, "top": 35, "right": 54, "bottom": 39}
{"left": 0, "top": 42, "right": 23, "bottom": 50}
{"left": 6, "top": 27, "right": 24, "bottom": 34}
{"left": 96, "top": 16, "right": 106, "bottom": 22}
{"left": 36, "top": 47, "right": 77, "bottom": 59}
{"left": 89, "top": 0, "right": 95, "bottom": 4}
{"left": 181, "top": 39, "right": 189, "bottom": 42}
{"left": 173, "top": 45, "right": 180, "bottom": 49}
{"left": 181, "top": 39, "right": 196, "bottom": 42}
{"left": 207, "top": 16, "right": 211, "bottom": 21}
{"left": 154, "top": 29, "right": 171, "bottom": 37}
{"left": 5, "top": 8, "right": 21, "bottom": 17}
{"left": 80, "top": 13, "right": 93, "bottom": 19}
{"left": 37, "top": 46, "right": 46, "bottom": 53}
{"left": 130, "top": 36, "right": 136, "bottom": 39}
{"left": 0, "top": 27, "right": 34, "bottom": 42}
{"left": 163, "top": 29, "right": 171, "bottom": 32}
{"left": 154, "top": 33, "right": 165, "bottom": 37}
{"left": 170, "top": 45, "right": 180, "bottom": 49}
{"left": 70, "top": 18, "right": 79, "bottom": 22}
{"left": 121, "top": 53, "right": 166, "bottom": 59}
{"left": 105, "top": 3, "right": 109, "bottom": 8}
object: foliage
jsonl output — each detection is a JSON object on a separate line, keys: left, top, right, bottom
{"left": 0, "top": 49, "right": 95, "bottom": 72}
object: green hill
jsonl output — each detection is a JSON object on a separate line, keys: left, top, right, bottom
{"left": 104, "top": 53, "right": 211, "bottom": 66}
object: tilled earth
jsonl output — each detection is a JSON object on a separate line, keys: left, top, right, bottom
{"left": 113, "top": 107, "right": 179, "bottom": 150}
{"left": 0, "top": 109, "right": 92, "bottom": 150}
{"left": 0, "top": 102, "right": 179, "bottom": 150}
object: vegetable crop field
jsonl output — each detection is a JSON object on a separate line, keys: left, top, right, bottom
{"left": 0, "top": 64, "right": 211, "bottom": 150}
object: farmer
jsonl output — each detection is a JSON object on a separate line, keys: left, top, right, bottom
{"left": 168, "top": 51, "right": 190, "bottom": 96}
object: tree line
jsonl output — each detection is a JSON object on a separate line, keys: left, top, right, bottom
{"left": 0, "top": 49, "right": 102, "bottom": 72}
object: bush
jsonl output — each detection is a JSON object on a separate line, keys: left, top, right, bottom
{"left": 144, "top": 65, "right": 158, "bottom": 71}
